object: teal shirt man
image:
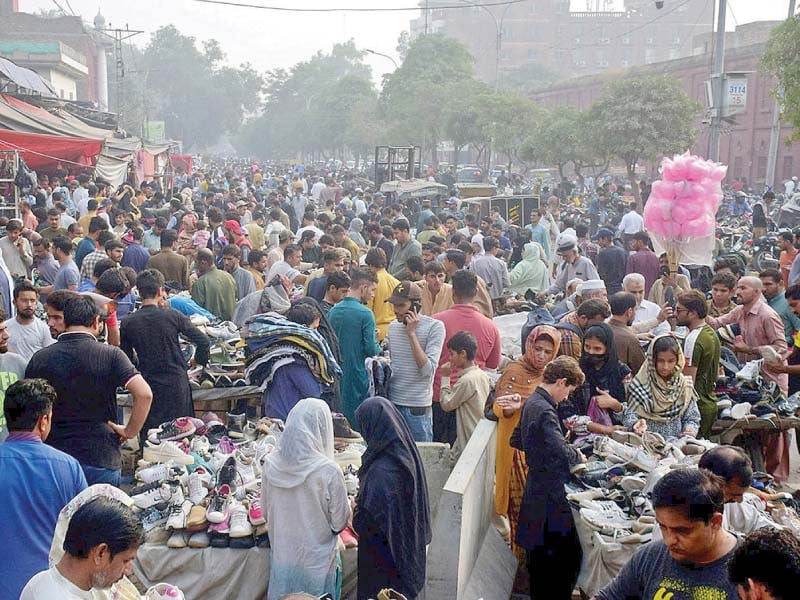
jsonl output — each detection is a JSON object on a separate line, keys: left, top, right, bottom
{"left": 328, "top": 296, "right": 381, "bottom": 427}
{"left": 766, "top": 292, "right": 800, "bottom": 344}
{"left": 526, "top": 222, "right": 551, "bottom": 260}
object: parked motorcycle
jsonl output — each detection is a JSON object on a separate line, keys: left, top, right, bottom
{"left": 750, "top": 232, "right": 781, "bottom": 271}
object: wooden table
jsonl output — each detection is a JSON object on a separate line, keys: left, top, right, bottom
{"left": 711, "top": 415, "right": 800, "bottom": 472}
{"left": 117, "top": 386, "right": 263, "bottom": 416}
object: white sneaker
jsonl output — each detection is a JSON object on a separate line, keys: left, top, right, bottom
{"left": 166, "top": 530, "right": 188, "bottom": 549}
{"left": 229, "top": 501, "right": 253, "bottom": 538}
{"left": 736, "top": 359, "right": 764, "bottom": 382}
{"left": 188, "top": 467, "right": 212, "bottom": 504}
{"left": 206, "top": 484, "right": 232, "bottom": 524}
{"left": 731, "top": 402, "right": 752, "bottom": 420}
{"left": 136, "top": 462, "right": 186, "bottom": 484}
{"left": 166, "top": 499, "right": 193, "bottom": 530}
{"left": 143, "top": 441, "right": 194, "bottom": 466}
{"left": 132, "top": 480, "right": 184, "bottom": 510}
{"left": 209, "top": 451, "right": 234, "bottom": 473}
{"left": 187, "top": 530, "right": 210, "bottom": 548}
{"left": 190, "top": 436, "right": 211, "bottom": 457}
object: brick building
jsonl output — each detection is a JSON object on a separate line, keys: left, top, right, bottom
{"left": 531, "top": 31, "right": 800, "bottom": 188}
{"left": 410, "top": 0, "right": 713, "bottom": 85}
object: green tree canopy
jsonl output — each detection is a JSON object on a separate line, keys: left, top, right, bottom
{"left": 762, "top": 15, "right": 800, "bottom": 141}
{"left": 589, "top": 75, "right": 699, "bottom": 202}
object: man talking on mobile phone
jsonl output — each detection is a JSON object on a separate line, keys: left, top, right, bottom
{"left": 385, "top": 281, "right": 445, "bottom": 442}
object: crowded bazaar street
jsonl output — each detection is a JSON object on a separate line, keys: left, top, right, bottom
{"left": 2, "top": 0, "right": 800, "bottom": 599}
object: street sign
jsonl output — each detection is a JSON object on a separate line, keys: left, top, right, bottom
{"left": 724, "top": 74, "right": 748, "bottom": 117}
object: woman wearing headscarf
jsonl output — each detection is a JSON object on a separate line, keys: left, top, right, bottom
{"left": 624, "top": 334, "right": 701, "bottom": 438}
{"left": 348, "top": 217, "right": 367, "bottom": 249}
{"left": 508, "top": 242, "right": 550, "bottom": 296}
{"left": 559, "top": 323, "right": 630, "bottom": 436}
{"left": 261, "top": 398, "right": 351, "bottom": 600}
{"left": 177, "top": 213, "right": 197, "bottom": 260}
{"left": 353, "top": 397, "right": 431, "bottom": 600}
{"left": 493, "top": 325, "right": 560, "bottom": 560}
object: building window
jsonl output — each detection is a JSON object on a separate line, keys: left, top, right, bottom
{"left": 645, "top": 48, "right": 657, "bottom": 64}
{"left": 69, "top": 91, "right": 73, "bottom": 100}
{"left": 757, "top": 156, "right": 768, "bottom": 180}
{"left": 528, "top": 48, "right": 537, "bottom": 60}
{"left": 783, "top": 156, "right": 794, "bottom": 181}
{"left": 734, "top": 157, "right": 743, "bottom": 179}
{"left": 596, "top": 50, "right": 608, "bottom": 67}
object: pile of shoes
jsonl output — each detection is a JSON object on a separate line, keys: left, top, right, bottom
{"left": 715, "top": 352, "right": 798, "bottom": 421}
{"left": 567, "top": 431, "right": 717, "bottom": 548}
{"left": 132, "top": 411, "right": 366, "bottom": 551}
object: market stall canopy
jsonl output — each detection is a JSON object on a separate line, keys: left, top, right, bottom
{"left": 379, "top": 178, "right": 448, "bottom": 198}
{"left": 0, "top": 129, "right": 102, "bottom": 171}
{"left": 0, "top": 56, "right": 56, "bottom": 97}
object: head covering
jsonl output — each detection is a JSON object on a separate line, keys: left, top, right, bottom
{"left": 592, "top": 228, "right": 614, "bottom": 241}
{"left": 627, "top": 334, "right": 696, "bottom": 423}
{"left": 579, "top": 322, "right": 628, "bottom": 404}
{"left": 522, "top": 324, "right": 561, "bottom": 378}
{"left": 348, "top": 217, "right": 364, "bottom": 232}
{"left": 386, "top": 280, "right": 422, "bottom": 305}
{"left": 508, "top": 242, "right": 549, "bottom": 296}
{"left": 224, "top": 219, "right": 244, "bottom": 235}
{"left": 348, "top": 217, "right": 366, "bottom": 246}
{"left": 557, "top": 234, "right": 578, "bottom": 254}
{"left": 471, "top": 234, "right": 485, "bottom": 255}
{"left": 354, "top": 397, "right": 431, "bottom": 597}
{"left": 263, "top": 398, "right": 336, "bottom": 488}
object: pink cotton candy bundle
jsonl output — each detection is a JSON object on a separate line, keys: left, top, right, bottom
{"left": 644, "top": 152, "right": 726, "bottom": 241}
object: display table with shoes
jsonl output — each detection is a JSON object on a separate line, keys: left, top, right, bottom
{"left": 118, "top": 386, "right": 264, "bottom": 416}
{"left": 711, "top": 415, "right": 800, "bottom": 472}
{"left": 133, "top": 545, "right": 357, "bottom": 600}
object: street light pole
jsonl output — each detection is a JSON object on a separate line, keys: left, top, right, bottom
{"left": 765, "top": 0, "right": 797, "bottom": 191}
{"left": 707, "top": 0, "right": 727, "bottom": 162}
{"left": 364, "top": 48, "right": 399, "bottom": 69}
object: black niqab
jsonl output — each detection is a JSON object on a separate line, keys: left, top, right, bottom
{"left": 354, "top": 396, "right": 431, "bottom": 597}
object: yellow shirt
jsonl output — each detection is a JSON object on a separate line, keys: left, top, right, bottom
{"left": 245, "top": 222, "right": 266, "bottom": 250}
{"left": 340, "top": 237, "right": 360, "bottom": 264}
{"left": 368, "top": 268, "right": 400, "bottom": 341}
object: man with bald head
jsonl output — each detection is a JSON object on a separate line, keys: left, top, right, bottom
{"left": 708, "top": 275, "right": 790, "bottom": 483}
{"left": 191, "top": 249, "right": 237, "bottom": 321}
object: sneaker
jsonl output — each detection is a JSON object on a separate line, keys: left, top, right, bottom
{"left": 217, "top": 457, "right": 239, "bottom": 490}
{"left": 255, "top": 417, "right": 284, "bottom": 435}
{"left": 188, "top": 417, "right": 206, "bottom": 436}
{"left": 247, "top": 493, "right": 265, "bottom": 525}
{"left": 186, "top": 500, "right": 209, "bottom": 532}
{"left": 332, "top": 413, "right": 363, "bottom": 442}
{"left": 716, "top": 398, "right": 733, "bottom": 410}
{"left": 227, "top": 413, "right": 246, "bottom": 439}
{"left": 190, "top": 435, "right": 211, "bottom": 457}
{"left": 187, "top": 530, "right": 210, "bottom": 548}
{"left": 145, "top": 583, "right": 186, "bottom": 600}
{"left": 205, "top": 424, "right": 228, "bottom": 445}
{"left": 136, "top": 462, "right": 186, "bottom": 484}
{"left": 139, "top": 505, "right": 169, "bottom": 532}
{"left": 188, "top": 467, "right": 213, "bottom": 504}
{"left": 334, "top": 444, "right": 364, "bottom": 469}
{"left": 131, "top": 480, "right": 184, "bottom": 510}
{"left": 241, "top": 421, "right": 258, "bottom": 440}
{"left": 201, "top": 411, "right": 223, "bottom": 426}
{"left": 143, "top": 441, "right": 194, "bottom": 466}
{"left": 216, "top": 436, "right": 237, "bottom": 455}
{"left": 580, "top": 504, "right": 634, "bottom": 534}
{"left": 736, "top": 359, "right": 764, "bottom": 383}
{"left": 343, "top": 465, "right": 359, "bottom": 496}
{"left": 209, "top": 450, "right": 234, "bottom": 474}
{"left": 207, "top": 484, "right": 232, "bottom": 523}
{"left": 166, "top": 530, "right": 188, "bottom": 549}
{"left": 229, "top": 501, "right": 254, "bottom": 538}
{"left": 235, "top": 455, "right": 259, "bottom": 492}
{"left": 144, "top": 525, "right": 171, "bottom": 546}
{"left": 731, "top": 402, "right": 752, "bottom": 420}
{"left": 208, "top": 520, "right": 230, "bottom": 548}
{"left": 166, "top": 499, "right": 193, "bottom": 530}
{"left": 153, "top": 417, "right": 197, "bottom": 443}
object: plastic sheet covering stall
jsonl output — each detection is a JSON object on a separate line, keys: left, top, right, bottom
{"left": 95, "top": 154, "right": 129, "bottom": 187}
{"left": 0, "top": 130, "right": 102, "bottom": 171}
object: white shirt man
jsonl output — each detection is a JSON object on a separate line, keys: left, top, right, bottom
{"left": 616, "top": 208, "right": 644, "bottom": 236}
{"left": 623, "top": 273, "right": 670, "bottom": 336}
{"left": 310, "top": 179, "right": 326, "bottom": 203}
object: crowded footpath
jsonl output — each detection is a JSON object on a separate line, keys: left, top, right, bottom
{"left": 1, "top": 156, "right": 800, "bottom": 600}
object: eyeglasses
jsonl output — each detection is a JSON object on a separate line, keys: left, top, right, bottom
{"left": 675, "top": 307, "right": 689, "bottom": 314}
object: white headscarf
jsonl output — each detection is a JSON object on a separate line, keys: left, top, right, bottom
{"left": 263, "top": 398, "right": 336, "bottom": 488}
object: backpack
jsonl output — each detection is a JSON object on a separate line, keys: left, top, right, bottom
{"left": 520, "top": 307, "right": 556, "bottom": 350}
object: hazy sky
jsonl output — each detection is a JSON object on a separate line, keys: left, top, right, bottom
{"left": 19, "top": 0, "right": 795, "bottom": 81}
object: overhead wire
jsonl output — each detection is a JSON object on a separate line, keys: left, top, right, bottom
{"left": 188, "top": 0, "right": 527, "bottom": 12}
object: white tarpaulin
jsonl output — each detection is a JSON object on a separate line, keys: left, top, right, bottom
{"left": 94, "top": 153, "right": 129, "bottom": 188}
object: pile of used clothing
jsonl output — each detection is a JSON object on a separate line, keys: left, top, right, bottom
{"left": 242, "top": 313, "right": 341, "bottom": 392}
{"left": 130, "top": 412, "right": 363, "bottom": 550}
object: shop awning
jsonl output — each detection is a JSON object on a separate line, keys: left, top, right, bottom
{"left": 0, "top": 57, "right": 56, "bottom": 97}
{"left": 0, "top": 130, "right": 103, "bottom": 171}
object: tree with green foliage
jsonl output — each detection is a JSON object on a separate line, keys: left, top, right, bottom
{"left": 501, "top": 62, "right": 559, "bottom": 96}
{"left": 476, "top": 91, "right": 543, "bottom": 173}
{"left": 380, "top": 34, "right": 475, "bottom": 164}
{"left": 442, "top": 79, "right": 492, "bottom": 170}
{"left": 762, "top": 15, "right": 800, "bottom": 141}
{"left": 590, "top": 76, "right": 699, "bottom": 203}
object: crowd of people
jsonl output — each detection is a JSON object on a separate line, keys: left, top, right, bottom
{"left": 0, "top": 161, "right": 799, "bottom": 599}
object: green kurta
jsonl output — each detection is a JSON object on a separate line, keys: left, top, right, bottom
{"left": 191, "top": 267, "right": 237, "bottom": 321}
{"left": 328, "top": 297, "right": 381, "bottom": 427}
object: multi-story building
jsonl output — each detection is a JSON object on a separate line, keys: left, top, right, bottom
{"left": 531, "top": 25, "right": 800, "bottom": 188}
{"left": 410, "top": 0, "right": 713, "bottom": 85}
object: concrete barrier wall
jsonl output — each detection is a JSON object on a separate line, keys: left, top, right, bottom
{"left": 425, "top": 419, "right": 517, "bottom": 599}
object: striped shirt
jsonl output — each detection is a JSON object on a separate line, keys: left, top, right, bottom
{"left": 387, "top": 315, "right": 445, "bottom": 408}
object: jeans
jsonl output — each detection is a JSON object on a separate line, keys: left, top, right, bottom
{"left": 81, "top": 464, "right": 122, "bottom": 487}
{"left": 396, "top": 405, "right": 433, "bottom": 442}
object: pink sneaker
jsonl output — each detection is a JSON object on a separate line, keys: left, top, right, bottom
{"left": 154, "top": 418, "right": 196, "bottom": 442}
{"left": 247, "top": 494, "right": 265, "bottom": 525}
{"left": 217, "top": 436, "right": 237, "bottom": 455}
{"left": 201, "top": 411, "right": 223, "bottom": 426}
{"left": 188, "top": 417, "right": 206, "bottom": 436}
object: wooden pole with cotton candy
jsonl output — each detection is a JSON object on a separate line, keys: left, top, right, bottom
{"left": 643, "top": 152, "right": 727, "bottom": 270}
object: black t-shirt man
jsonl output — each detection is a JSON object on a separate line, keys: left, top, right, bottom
{"left": 26, "top": 332, "right": 139, "bottom": 470}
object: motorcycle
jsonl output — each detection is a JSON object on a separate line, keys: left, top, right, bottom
{"left": 750, "top": 232, "right": 781, "bottom": 271}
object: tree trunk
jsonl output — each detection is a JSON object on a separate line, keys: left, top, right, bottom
{"left": 627, "top": 160, "right": 642, "bottom": 208}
